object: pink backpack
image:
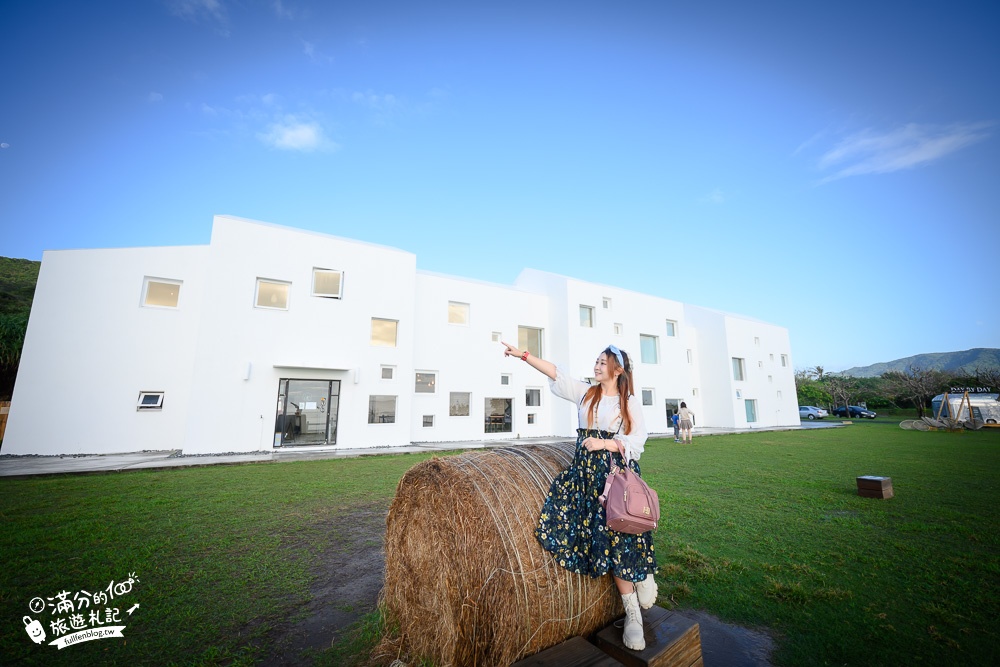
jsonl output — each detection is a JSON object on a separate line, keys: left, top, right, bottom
{"left": 600, "top": 458, "right": 660, "bottom": 534}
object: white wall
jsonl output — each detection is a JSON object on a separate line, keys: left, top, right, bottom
{"left": 4, "top": 245, "right": 208, "bottom": 454}
{"left": 4, "top": 215, "right": 801, "bottom": 456}
{"left": 412, "top": 272, "right": 551, "bottom": 441}
{"left": 182, "top": 216, "right": 418, "bottom": 453}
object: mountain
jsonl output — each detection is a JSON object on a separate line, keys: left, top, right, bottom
{"left": 840, "top": 348, "right": 1000, "bottom": 378}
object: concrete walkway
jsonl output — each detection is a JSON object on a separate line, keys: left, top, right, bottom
{"left": 0, "top": 421, "right": 842, "bottom": 478}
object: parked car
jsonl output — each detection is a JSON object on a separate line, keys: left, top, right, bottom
{"left": 832, "top": 405, "right": 877, "bottom": 419}
{"left": 799, "top": 406, "right": 829, "bottom": 420}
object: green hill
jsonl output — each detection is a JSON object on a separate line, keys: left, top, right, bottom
{"left": 0, "top": 257, "right": 41, "bottom": 399}
{"left": 841, "top": 348, "right": 1000, "bottom": 378}
{"left": 0, "top": 257, "right": 40, "bottom": 315}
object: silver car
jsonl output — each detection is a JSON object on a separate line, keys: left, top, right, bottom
{"left": 799, "top": 405, "right": 829, "bottom": 420}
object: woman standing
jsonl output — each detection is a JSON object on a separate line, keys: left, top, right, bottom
{"left": 502, "top": 341, "right": 658, "bottom": 651}
{"left": 678, "top": 401, "right": 695, "bottom": 444}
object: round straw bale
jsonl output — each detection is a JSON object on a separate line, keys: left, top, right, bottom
{"left": 375, "top": 443, "right": 621, "bottom": 667}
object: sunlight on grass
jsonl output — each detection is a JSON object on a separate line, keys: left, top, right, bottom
{"left": 1, "top": 423, "right": 998, "bottom": 666}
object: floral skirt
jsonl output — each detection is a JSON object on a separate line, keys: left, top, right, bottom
{"left": 535, "top": 428, "right": 657, "bottom": 582}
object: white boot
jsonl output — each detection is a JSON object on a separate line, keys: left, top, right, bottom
{"left": 635, "top": 574, "right": 658, "bottom": 609}
{"left": 621, "top": 591, "right": 645, "bottom": 651}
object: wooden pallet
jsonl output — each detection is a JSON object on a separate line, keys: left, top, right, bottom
{"left": 593, "top": 606, "right": 703, "bottom": 667}
{"left": 510, "top": 635, "right": 625, "bottom": 667}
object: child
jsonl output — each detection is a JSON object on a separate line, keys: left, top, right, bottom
{"left": 672, "top": 411, "right": 680, "bottom": 442}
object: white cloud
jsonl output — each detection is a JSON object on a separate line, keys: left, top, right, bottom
{"left": 302, "top": 40, "right": 334, "bottom": 64}
{"left": 350, "top": 89, "right": 403, "bottom": 126}
{"left": 165, "top": 0, "right": 229, "bottom": 35}
{"left": 272, "top": 0, "right": 295, "bottom": 19}
{"left": 257, "top": 116, "right": 337, "bottom": 152}
{"left": 148, "top": 92, "right": 164, "bottom": 103}
{"left": 814, "top": 122, "right": 993, "bottom": 184}
{"left": 701, "top": 188, "right": 727, "bottom": 205}
{"left": 166, "top": 0, "right": 225, "bottom": 21}
{"left": 352, "top": 90, "right": 398, "bottom": 109}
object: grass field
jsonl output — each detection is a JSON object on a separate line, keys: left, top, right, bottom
{"left": 2, "top": 419, "right": 998, "bottom": 666}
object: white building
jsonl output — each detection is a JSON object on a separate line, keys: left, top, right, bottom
{"left": 3, "top": 215, "right": 799, "bottom": 456}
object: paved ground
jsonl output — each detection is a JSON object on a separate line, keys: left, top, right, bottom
{"left": 0, "top": 421, "right": 841, "bottom": 478}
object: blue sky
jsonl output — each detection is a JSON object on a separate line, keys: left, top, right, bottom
{"left": 1, "top": 0, "right": 997, "bottom": 372}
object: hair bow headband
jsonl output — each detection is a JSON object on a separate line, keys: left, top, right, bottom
{"left": 607, "top": 344, "right": 625, "bottom": 369}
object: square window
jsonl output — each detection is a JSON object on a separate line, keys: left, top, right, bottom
{"left": 639, "top": 334, "right": 659, "bottom": 364}
{"left": 423, "top": 415, "right": 434, "bottom": 427}
{"left": 256, "top": 279, "right": 290, "bottom": 310}
{"left": 603, "top": 297, "right": 611, "bottom": 309}
{"left": 381, "top": 366, "right": 394, "bottom": 380}
{"left": 745, "top": 399, "right": 758, "bottom": 423}
{"left": 758, "top": 360, "right": 763, "bottom": 368}
{"left": 754, "top": 336, "right": 760, "bottom": 347}
{"left": 448, "top": 301, "right": 470, "bottom": 325}
{"left": 641, "top": 389, "right": 653, "bottom": 406}
{"left": 614, "top": 323, "right": 623, "bottom": 335}
{"left": 371, "top": 318, "right": 398, "bottom": 347}
{"left": 777, "top": 390, "right": 783, "bottom": 399}
{"left": 518, "top": 326, "right": 543, "bottom": 358}
{"left": 415, "top": 372, "right": 436, "bottom": 393}
{"left": 768, "top": 375, "right": 773, "bottom": 383}
{"left": 137, "top": 391, "right": 164, "bottom": 410}
{"left": 781, "top": 354, "right": 788, "bottom": 367}
{"left": 579, "top": 305, "right": 595, "bottom": 328}
{"left": 312, "top": 269, "right": 343, "bottom": 298}
{"left": 686, "top": 349, "right": 693, "bottom": 364}
{"left": 527, "top": 413, "right": 536, "bottom": 424}
{"left": 770, "top": 353, "right": 775, "bottom": 362}
{"left": 736, "top": 389, "right": 743, "bottom": 399}
{"left": 450, "top": 392, "right": 470, "bottom": 416}
{"left": 526, "top": 388, "right": 541, "bottom": 406}
{"left": 501, "top": 374, "right": 510, "bottom": 385}
{"left": 665, "top": 320, "right": 677, "bottom": 337}
{"left": 492, "top": 331, "right": 502, "bottom": 342}
{"left": 732, "top": 357, "right": 746, "bottom": 381}
{"left": 368, "top": 395, "right": 396, "bottom": 423}
{"left": 142, "top": 278, "right": 181, "bottom": 308}
{"left": 692, "top": 387, "right": 699, "bottom": 396}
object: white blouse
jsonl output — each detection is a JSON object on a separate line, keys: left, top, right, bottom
{"left": 549, "top": 366, "right": 648, "bottom": 461}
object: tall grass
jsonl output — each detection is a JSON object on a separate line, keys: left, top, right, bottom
{"left": 1, "top": 422, "right": 998, "bottom": 665}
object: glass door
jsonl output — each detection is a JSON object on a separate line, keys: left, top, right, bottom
{"left": 275, "top": 379, "right": 341, "bottom": 446}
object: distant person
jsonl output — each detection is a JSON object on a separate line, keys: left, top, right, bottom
{"left": 672, "top": 411, "right": 680, "bottom": 442}
{"left": 678, "top": 402, "right": 695, "bottom": 443}
{"left": 502, "top": 341, "right": 657, "bottom": 652}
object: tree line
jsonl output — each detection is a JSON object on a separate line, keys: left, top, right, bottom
{"left": 795, "top": 365, "right": 1000, "bottom": 417}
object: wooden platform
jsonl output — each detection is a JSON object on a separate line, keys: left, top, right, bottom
{"left": 857, "top": 475, "right": 893, "bottom": 499}
{"left": 594, "top": 606, "right": 703, "bottom": 667}
{"left": 510, "top": 635, "right": 626, "bottom": 667}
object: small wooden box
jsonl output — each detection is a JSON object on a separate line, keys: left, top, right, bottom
{"left": 510, "top": 635, "right": 625, "bottom": 667}
{"left": 593, "top": 606, "right": 703, "bottom": 667}
{"left": 857, "top": 476, "right": 893, "bottom": 499}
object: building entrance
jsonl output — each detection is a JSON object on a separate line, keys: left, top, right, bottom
{"left": 274, "top": 379, "right": 340, "bottom": 446}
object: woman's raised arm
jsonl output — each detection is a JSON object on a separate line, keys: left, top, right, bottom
{"left": 501, "top": 341, "right": 557, "bottom": 380}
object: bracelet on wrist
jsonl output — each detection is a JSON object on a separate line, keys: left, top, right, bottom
{"left": 520, "top": 350, "right": 529, "bottom": 361}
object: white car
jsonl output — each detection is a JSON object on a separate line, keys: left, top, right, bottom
{"left": 799, "top": 406, "right": 829, "bottom": 420}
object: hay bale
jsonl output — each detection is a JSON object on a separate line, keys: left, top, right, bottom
{"left": 374, "top": 443, "right": 621, "bottom": 667}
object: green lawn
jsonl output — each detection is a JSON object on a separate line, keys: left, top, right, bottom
{"left": 2, "top": 422, "right": 998, "bottom": 666}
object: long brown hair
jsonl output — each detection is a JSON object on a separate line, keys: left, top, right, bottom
{"left": 585, "top": 347, "right": 634, "bottom": 434}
